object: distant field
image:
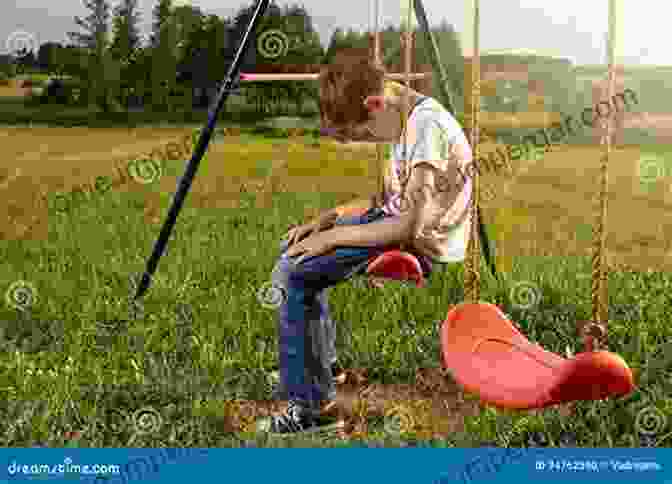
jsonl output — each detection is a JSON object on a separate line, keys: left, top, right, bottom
{"left": 1, "top": 126, "right": 669, "bottom": 270}
{"left": 1, "top": 127, "right": 670, "bottom": 447}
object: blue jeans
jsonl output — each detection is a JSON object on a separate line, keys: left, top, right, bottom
{"left": 271, "top": 207, "right": 433, "bottom": 404}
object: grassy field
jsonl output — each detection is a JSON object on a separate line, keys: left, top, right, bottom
{"left": 0, "top": 127, "right": 671, "bottom": 447}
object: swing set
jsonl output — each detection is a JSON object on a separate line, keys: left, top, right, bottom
{"left": 133, "top": 0, "right": 634, "bottom": 411}
{"left": 240, "top": 0, "right": 634, "bottom": 410}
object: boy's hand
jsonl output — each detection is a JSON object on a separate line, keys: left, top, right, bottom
{"left": 285, "top": 230, "right": 336, "bottom": 265}
{"left": 284, "top": 211, "right": 339, "bottom": 247}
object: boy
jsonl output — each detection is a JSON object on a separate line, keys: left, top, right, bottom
{"left": 257, "top": 51, "right": 473, "bottom": 434}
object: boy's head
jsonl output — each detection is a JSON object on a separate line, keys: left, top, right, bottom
{"left": 318, "top": 49, "right": 414, "bottom": 143}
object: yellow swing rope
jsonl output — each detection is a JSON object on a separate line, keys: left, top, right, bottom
{"left": 373, "top": 0, "right": 385, "bottom": 207}
{"left": 463, "top": 0, "right": 481, "bottom": 303}
{"left": 390, "top": 0, "right": 414, "bottom": 253}
{"left": 589, "top": 0, "right": 618, "bottom": 347}
{"left": 403, "top": 0, "right": 413, "bottom": 205}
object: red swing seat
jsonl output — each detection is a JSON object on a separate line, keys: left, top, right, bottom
{"left": 335, "top": 204, "right": 426, "bottom": 287}
{"left": 366, "top": 249, "right": 425, "bottom": 287}
{"left": 335, "top": 207, "right": 635, "bottom": 410}
{"left": 440, "top": 302, "right": 635, "bottom": 409}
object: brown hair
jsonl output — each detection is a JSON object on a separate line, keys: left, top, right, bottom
{"left": 318, "top": 48, "right": 386, "bottom": 126}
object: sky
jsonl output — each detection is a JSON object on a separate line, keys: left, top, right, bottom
{"left": 1, "top": 0, "right": 666, "bottom": 66}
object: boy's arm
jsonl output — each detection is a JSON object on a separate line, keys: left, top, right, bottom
{"left": 298, "top": 196, "right": 375, "bottom": 227}
{"left": 332, "top": 195, "right": 380, "bottom": 218}
{"left": 300, "top": 112, "right": 464, "bottom": 248}
{"left": 322, "top": 166, "right": 437, "bottom": 247}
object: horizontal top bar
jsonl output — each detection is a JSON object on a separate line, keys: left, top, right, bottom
{"left": 239, "top": 72, "right": 433, "bottom": 82}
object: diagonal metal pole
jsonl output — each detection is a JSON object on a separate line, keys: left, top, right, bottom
{"left": 412, "top": 0, "right": 455, "bottom": 115}
{"left": 132, "top": 0, "right": 271, "bottom": 301}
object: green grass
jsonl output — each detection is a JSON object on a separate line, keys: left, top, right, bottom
{"left": 1, "top": 135, "right": 671, "bottom": 448}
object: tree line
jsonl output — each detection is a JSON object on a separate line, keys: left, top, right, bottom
{"left": 1, "top": 0, "right": 466, "bottom": 119}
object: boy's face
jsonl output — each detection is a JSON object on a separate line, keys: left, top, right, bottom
{"left": 322, "top": 95, "right": 403, "bottom": 144}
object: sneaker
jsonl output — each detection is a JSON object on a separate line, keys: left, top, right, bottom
{"left": 256, "top": 399, "right": 344, "bottom": 435}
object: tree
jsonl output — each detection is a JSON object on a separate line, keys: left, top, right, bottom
{"left": 263, "top": 3, "right": 323, "bottom": 116}
{"left": 230, "top": 0, "right": 262, "bottom": 69}
{"left": 324, "top": 27, "right": 366, "bottom": 64}
{"left": 323, "top": 28, "right": 344, "bottom": 64}
{"left": 203, "top": 15, "right": 228, "bottom": 85}
{"left": 110, "top": 0, "right": 142, "bottom": 107}
{"left": 150, "top": 0, "right": 178, "bottom": 111}
{"left": 288, "top": 4, "right": 323, "bottom": 114}
{"left": 110, "top": 0, "right": 142, "bottom": 61}
{"left": 0, "top": 55, "right": 16, "bottom": 77}
{"left": 150, "top": 0, "right": 173, "bottom": 49}
{"left": 67, "top": 0, "right": 115, "bottom": 111}
{"left": 173, "top": 4, "right": 204, "bottom": 58}
{"left": 168, "top": 5, "right": 204, "bottom": 109}
{"left": 37, "top": 42, "right": 64, "bottom": 73}
{"left": 57, "top": 45, "right": 88, "bottom": 80}
{"left": 13, "top": 48, "right": 37, "bottom": 74}
{"left": 281, "top": 3, "right": 323, "bottom": 63}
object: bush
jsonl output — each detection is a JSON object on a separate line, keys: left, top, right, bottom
{"left": 0, "top": 63, "right": 16, "bottom": 78}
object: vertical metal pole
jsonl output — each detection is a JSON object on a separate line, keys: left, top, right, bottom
{"left": 463, "top": 0, "right": 481, "bottom": 303}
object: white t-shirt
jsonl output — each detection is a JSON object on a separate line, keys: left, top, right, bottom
{"left": 381, "top": 97, "right": 474, "bottom": 263}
